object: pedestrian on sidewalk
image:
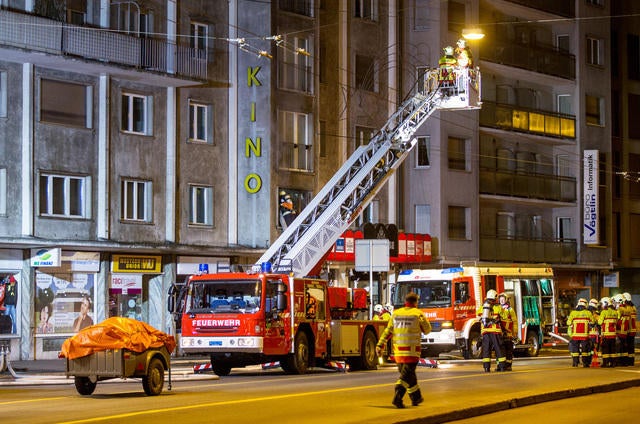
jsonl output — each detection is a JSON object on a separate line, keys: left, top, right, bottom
{"left": 376, "top": 292, "right": 431, "bottom": 409}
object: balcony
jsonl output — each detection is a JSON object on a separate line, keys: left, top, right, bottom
{"left": 480, "top": 101, "right": 576, "bottom": 140}
{"left": 278, "top": 142, "right": 315, "bottom": 173}
{"left": 480, "top": 168, "right": 577, "bottom": 202}
{"left": 504, "top": 0, "right": 574, "bottom": 18}
{"left": 0, "top": 9, "right": 206, "bottom": 80}
{"left": 480, "top": 236, "right": 577, "bottom": 264}
{"left": 480, "top": 39, "right": 575, "bottom": 80}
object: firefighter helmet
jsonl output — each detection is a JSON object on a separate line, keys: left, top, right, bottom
{"left": 623, "top": 292, "right": 632, "bottom": 302}
{"left": 486, "top": 289, "right": 498, "bottom": 300}
{"left": 444, "top": 46, "right": 454, "bottom": 56}
{"left": 577, "top": 298, "right": 588, "bottom": 308}
{"left": 385, "top": 303, "right": 394, "bottom": 314}
{"left": 374, "top": 304, "right": 384, "bottom": 313}
{"left": 613, "top": 294, "right": 625, "bottom": 304}
{"left": 600, "top": 297, "right": 610, "bottom": 307}
{"left": 589, "top": 298, "right": 599, "bottom": 309}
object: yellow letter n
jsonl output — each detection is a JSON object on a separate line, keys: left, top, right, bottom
{"left": 245, "top": 137, "right": 261, "bottom": 157}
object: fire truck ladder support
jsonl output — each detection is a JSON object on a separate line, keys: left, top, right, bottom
{"left": 255, "top": 68, "right": 481, "bottom": 277}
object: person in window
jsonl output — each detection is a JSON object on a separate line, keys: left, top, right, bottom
{"left": 305, "top": 292, "right": 317, "bottom": 319}
{"left": 279, "top": 191, "right": 297, "bottom": 230}
{"left": 73, "top": 295, "right": 94, "bottom": 332}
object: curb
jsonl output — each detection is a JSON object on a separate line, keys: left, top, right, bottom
{"left": 395, "top": 378, "right": 640, "bottom": 424}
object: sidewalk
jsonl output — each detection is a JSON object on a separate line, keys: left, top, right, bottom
{"left": 0, "top": 356, "right": 218, "bottom": 386}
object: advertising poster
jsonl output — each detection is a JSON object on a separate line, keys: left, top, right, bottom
{"left": 35, "top": 272, "right": 95, "bottom": 334}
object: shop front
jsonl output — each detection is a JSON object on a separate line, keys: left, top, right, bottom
{"left": 0, "top": 249, "right": 23, "bottom": 360}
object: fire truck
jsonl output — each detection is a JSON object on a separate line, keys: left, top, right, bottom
{"left": 169, "top": 62, "right": 482, "bottom": 375}
{"left": 394, "top": 264, "right": 558, "bottom": 359}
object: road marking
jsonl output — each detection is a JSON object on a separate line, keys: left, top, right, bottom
{"left": 0, "top": 396, "right": 67, "bottom": 406}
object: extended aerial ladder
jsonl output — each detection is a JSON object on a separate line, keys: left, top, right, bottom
{"left": 254, "top": 67, "right": 482, "bottom": 277}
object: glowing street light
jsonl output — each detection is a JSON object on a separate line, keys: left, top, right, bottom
{"left": 462, "top": 28, "right": 485, "bottom": 40}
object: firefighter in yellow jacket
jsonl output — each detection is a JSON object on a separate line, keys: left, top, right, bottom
{"left": 623, "top": 292, "right": 636, "bottom": 366}
{"left": 567, "top": 298, "right": 595, "bottom": 367}
{"left": 498, "top": 293, "right": 517, "bottom": 371}
{"left": 478, "top": 289, "right": 506, "bottom": 372}
{"left": 598, "top": 297, "right": 619, "bottom": 367}
{"left": 376, "top": 292, "right": 431, "bottom": 409}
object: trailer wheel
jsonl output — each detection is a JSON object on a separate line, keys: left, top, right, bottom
{"left": 142, "top": 358, "right": 165, "bottom": 396}
{"left": 283, "top": 331, "right": 309, "bottom": 374}
{"left": 525, "top": 330, "right": 540, "bottom": 357}
{"left": 74, "top": 376, "right": 97, "bottom": 396}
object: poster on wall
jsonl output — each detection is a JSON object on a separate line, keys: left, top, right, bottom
{"left": 35, "top": 272, "right": 95, "bottom": 334}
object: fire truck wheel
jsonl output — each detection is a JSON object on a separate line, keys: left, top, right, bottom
{"left": 360, "top": 330, "right": 378, "bottom": 370}
{"left": 283, "top": 331, "right": 309, "bottom": 374}
{"left": 74, "top": 376, "right": 97, "bottom": 396}
{"left": 212, "top": 363, "right": 232, "bottom": 376}
{"left": 464, "top": 330, "right": 482, "bottom": 360}
{"left": 142, "top": 358, "right": 165, "bottom": 396}
{"left": 525, "top": 330, "right": 540, "bottom": 357}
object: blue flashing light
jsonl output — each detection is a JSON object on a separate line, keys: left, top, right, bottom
{"left": 399, "top": 269, "right": 414, "bottom": 275}
{"left": 261, "top": 262, "right": 272, "bottom": 273}
{"left": 442, "top": 267, "right": 464, "bottom": 274}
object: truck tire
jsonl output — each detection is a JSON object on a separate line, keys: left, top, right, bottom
{"left": 74, "top": 376, "right": 97, "bottom": 395}
{"left": 283, "top": 331, "right": 309, "bottom": 374}
{"left": 142, "top": 358, "right": 165, "bottom": 396}
{"left": 360, "top": 330, "right": 378, "bottom": 370}
{"left": 212, "top": 363, "right": 232, "bottom": 376}
{"left": 525, "top": 330, "right": 540, "bottom": 357}
{"left": 464, "top": 330, "right": 482, "bottom": 360}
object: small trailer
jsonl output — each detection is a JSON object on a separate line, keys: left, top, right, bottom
{"left": 66, "top": 346, "right": 172, "bottom": 396}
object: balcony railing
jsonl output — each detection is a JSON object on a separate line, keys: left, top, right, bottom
{"left": 504, "top": 0, "right": 574, "bottom": 18}
{"left": 480, "top": 101, "right": 576, "bottom": 139}
{"left": 480, "top": 236, "right": 577, "bottom": 264}
{"left": 0, "top": 9, "right": 206, "bottom": 80}
{"left": 480, "top": 169, "right": 577, "bottom": 202}
{"left": 480, "top": 39, "right": 575, "bottom": 80}
{"left": 278, "top": 142, "right": 314, "bottom": 172}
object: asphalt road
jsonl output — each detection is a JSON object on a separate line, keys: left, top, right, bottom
{"left": 2, "top": 355, "right": 639, "bottom": 424}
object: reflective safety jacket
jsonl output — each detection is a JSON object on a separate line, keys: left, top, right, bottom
{"left": 616, "top": 305, "right": 631, "bottom": 337}
{"left": 499, "top": 306, "right": 517, "bottom": 338}
{"left": 589, "top": 309, "right": 600, "bottom": 338}
{"left": 377, "top": 306, "right": 431, "bottom": 363}
{"left": 567, "top": 308, "right": 594, "bottom": 340}
{"left": 477, "top": 301, "right": 503, "bottom": 335}
{"left": 598, "top": 307, "right": 619, "bottom": 339}
{"left": 628, "top": 304, "right": 637, "bottom": 336}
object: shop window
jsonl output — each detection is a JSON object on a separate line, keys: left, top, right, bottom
{"left": 121, "top": 179, "right": 152, "bottom": 222}
{"left": 188, "top": 100, "right": 213, "bottom": 143}
{"left": 121, "top": 92, "right": 153, "bottom": 135}
{"left": 0, "top": 274, "right": 18, "bottom": 334}
{"left": 40, "top": 79, "right": 92, "bottom": 128}
{"left": 189, "top": 184, "right": 214, "bottom": 226}
{"left": 39, "top": 173, "right": 91, "bottom": 218}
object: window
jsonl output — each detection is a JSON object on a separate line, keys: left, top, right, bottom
{"left": 355, "top": 55, "right": 376, "bottom": 92}
{"left": 279, "top": 0, "right": 313, "bottom": 17}
{"left": 448, "top": 205, "right": 469, "bottom": 240}
{"left": 279, "top": 111, "right": 313, "bottom": 171}
{"left": 0, "top": 71, "right": 6, "bottom": 118}
{"left": 189, "top": 185, "right": 213, "bottom": 226}
{"left": 188, "top": 101, "right": 212, "bottom": 143}
{"left": 448, "top": 1, "right": 465, "bottom": 34}
{"left": 415, "top": 204, "right": 431, "bottom": 234}
{"left": 356, "top": 200, "right": 379, "bottom": 227}
{"left": 39, "top": 173, "right": 91, "bottom": 218}
{"left": 277, "top": 188, "right": 312, "bottom": 227}
{"left": 628, "top": 34, "right": 640, "bottom": 80}
{"left": 497, "top": 212, "right": 515, "bottom": 238}
{"left": 319, "top": 42, "right": 327, "bottom": 84}
{"left": 121, "top": 92, "right": 153, "bottom": 135}
{"left": 585, "top": 94, "right": 604, "bottom": 126}
{"left": 416, "top": 66, "right": 429, "bottom": 94}
{"left": 414, "top": 1, "right": 429, "bottom": 30}
{"left": 557, "top": 94, "right": 572, "bottom": 115}
{"left": 586, "top": 0, "right": 603, "bottom": 6}
{"left": 110, "top": 2, "right": 151, "bottom": 35}
{"left": 416, "top": 136, "right": 430, "bottom": 167}
{"left": 355, "top": 0, "right": 378, "bottom": 21}
{"left": 40, "top": 79, "right": 92, "bottom": 128}
{"left": 0, "top": 168, "right": 6, "bottom": 216}
{"left": 121, "top": 179, "right": 152, "bottom": 222}
{"left": 586, "top": 37, "right": 602, "bottom": 66}
{"left": 556, "top": 34, "right": 570, "bottom": 52}
{"left": 191, "top": 22, "right": 208, "bottom": 59}
{"left": 629, "top": 94, "right": 640, "bottom": 139}
{"left": 279, "top": 36, "right": 312, "bottom": 93}
{"left": 557, "top": 217, "right": 572, "bottom": 239}
{"left": 448, "top": 136, "right": 467, "bottom": 170}
{"left": 319, "top": 120, "right": 327, "bottom": 158}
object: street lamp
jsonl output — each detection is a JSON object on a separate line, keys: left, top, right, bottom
{"left": 462, "top": 28, "right": 485, "bottom": 41}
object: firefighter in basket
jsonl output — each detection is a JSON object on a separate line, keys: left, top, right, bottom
{"left": 567, "top": 298, "right": 595, "bottom": 367}
{"left": 438, "top": 46, "right": 457, "bottom": 92}
{"left": 498, "top": 293, "right": 517, "bottom": 371}
{"left": 454, "top": 38, "right": 473, "bottom": 68}
{"left": 477, "top": 289, "right": 506, "bottom": 372}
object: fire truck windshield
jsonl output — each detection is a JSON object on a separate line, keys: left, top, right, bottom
{"left": 188, "top": 279, "right": 261, "bottom": 314}
{"left": 394, "top": 280, "right": 452, "bottom": 308}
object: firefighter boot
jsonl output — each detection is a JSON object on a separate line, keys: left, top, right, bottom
{"left": 483, "top": 362, "right": 491, "bottom": 372}
{"left": 409, "top": 389, "right": 424, "bottom": 406}
{"left": 572, "top": 357, "right": 579, "bottom": 367}
{"left": 392, "top": 385, "right": 406, "bottom": 409}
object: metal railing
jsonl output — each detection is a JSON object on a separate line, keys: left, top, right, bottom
{"left": 480, "top": 100, "right": 576, "bottom": 139}
{"left": 480, "top": 38, "right": 575, "bottom": 80}
{"left": 480, "top": 169, "right": 577, "bottom": 202}
{"left": 0, "top": 9, "right": 206, "bottom": 80}
{"left": 278, "top": 142, "right": 315, "bottom": 172}
{"left": 480, "top": 236, "right": 577, "bottom": 264}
